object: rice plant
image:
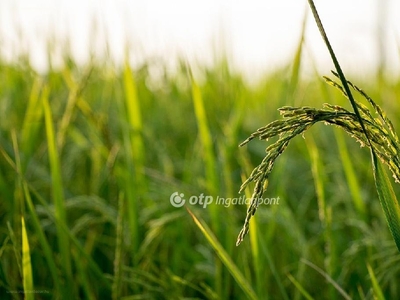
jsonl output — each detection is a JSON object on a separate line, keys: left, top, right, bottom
{"left": 237, "top": 0, "right": 400, "bottom": 254}
{"left": 236, "top": 73, "right": 400, "bottom": 246}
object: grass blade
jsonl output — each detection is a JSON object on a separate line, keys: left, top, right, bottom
{"left": 72, "top": 247, "right": 96, "bottom": 300}
{"left": 306, "top": 135, "right": 337, "bottom": 296}
{"left": 186, "top": 207, "right": 257, "bottom": 300}
{"left": 335, "top": 129, "right": 366, "bottom": 218}
{"left": 112, "top": 192, "right": 124, "bottom": 300}
{"left": 301, "top": 259, "right": 351, "bottom": 300}
{"left": 21, "top": 216, "right": 33, "bottom": 300}
{"left": 21, "top": 78, "right": 44, "bottom": 167}
{"left": 123, "top": 59, "right": 145, "bottom": 179}
{"left": 42, "top": 85, "right": 74, "bottom": 297}
{"left": 258, "top": 234, "right": 290, "bottom": 300}
{"left": 366, "top": 263, "right": 385, "bottom": 300}
{"left": 287, "top": 273, "right": 314, "bottom": 300}
{"left": 372, "top": 154, "right": 400, "bottom": 251}
{"left": 188, "top": 67, "right": 218, "bottom": 195}
{"left": 57, "top": 66, "right": 92, "bottom": 149}
{"left": 188, "top": 67, "right": 223, "bottom": 296}
{"left": 306, "top": 135, "right": 326, "bottom": 222}
{"left": 122, "top": 59, "right": 145, "bottom": 258}
{"left": 23, "top": 183, "right": 61, "bottom": 293}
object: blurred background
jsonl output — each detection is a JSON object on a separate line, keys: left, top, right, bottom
{"left": 1, "top": 0, "right": 399, "bottom": 79}
{"left": 1, "top": 1, "right": 400, "bottom": 299}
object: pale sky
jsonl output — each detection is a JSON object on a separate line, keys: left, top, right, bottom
{"left": 0, "top": 0, "right": 399, "bottom": 80}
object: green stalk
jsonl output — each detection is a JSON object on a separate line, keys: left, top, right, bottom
{"left": 307, "top": 0, "right": 370, "bottom": 141}
{"left": 57, "top": 66, "right": 92, "bottom": 149}
{"left": 42, "top": 85, "right": 74, "bottom": 298}
{"left": 21, "top": 216, "right": 33, "bottom": 300}
{"left": 189, "top": 69, "right": 218, "bottom": 196}
{"left": 287, "top": 273, "right": 314, "bottom": 300}
{"left": 187, "top": 207, "right": 257, "bottom": 300}
{"left": 307, "top": 135, "right": 337, "bottom": 298}
{"left": 123, "top": 60, "right": 145, "bottom": 182}
{"left": 367, "top": 263, "right": 385, "bottom": 300}
{"left": 73, "top": 247, "right": 96, "bottom": 300}
{"left": 334, "top": 129, "right": 366, "bottom": 218}
{"left": 122, "top": 60, "right": 145, "bottom": 259}
{"left": 188, "top": 68, "right": 222, "bottom": 296}
{"left": 112, "top": 192, "right": 124, "bottom": 300}
{"left": 373, "top": 154, "right": 400, "bottom": 250}
{"left": 308, "top": 0, "right": 400, "bottom": 252}
{"left": 21, "top": 78, "right": 43, "bottom": 169}
{"left": 306, "top": 136, "right": 326, "bottom": 222}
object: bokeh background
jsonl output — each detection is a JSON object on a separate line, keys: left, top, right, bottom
{"left": 1, "top": 1, "right": 400, "bottom": 299}
{"left": 1, "top": 0, "right": 400, "bottom": 78}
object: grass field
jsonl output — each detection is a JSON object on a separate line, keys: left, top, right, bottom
{"left": 1, "top": 20, "right": 400, "bottom": 299}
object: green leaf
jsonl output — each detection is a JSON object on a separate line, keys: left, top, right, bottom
{"left": 42, "top": 85, "right": 74, "bottom": 297}
{"left": 372, "top": 153, "right": 400, "bottom": 252}
{"left": 21, "top": 216, "right": 34, "bottom": 300}
{"left": 366, "top": 263, "right": 385, "bottom": 300}
{"left": 186, "top": 207, "right": 257, "bottom": 300}
{"left": 287, "top": 273, "right": 314, "bottom": 300}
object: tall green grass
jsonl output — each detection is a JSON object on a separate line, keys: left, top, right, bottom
{"left": 42, "top": 84, "right": 74, "bottom": 298}
{"left": 0, "top": 10, "right": 400, "bottom": 299}
{"left": 122, "top": 58, "right": 145, "bottom": 260}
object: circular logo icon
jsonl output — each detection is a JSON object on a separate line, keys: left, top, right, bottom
{"left": 170, "top": 192, "right": 185, "bottom": 207}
